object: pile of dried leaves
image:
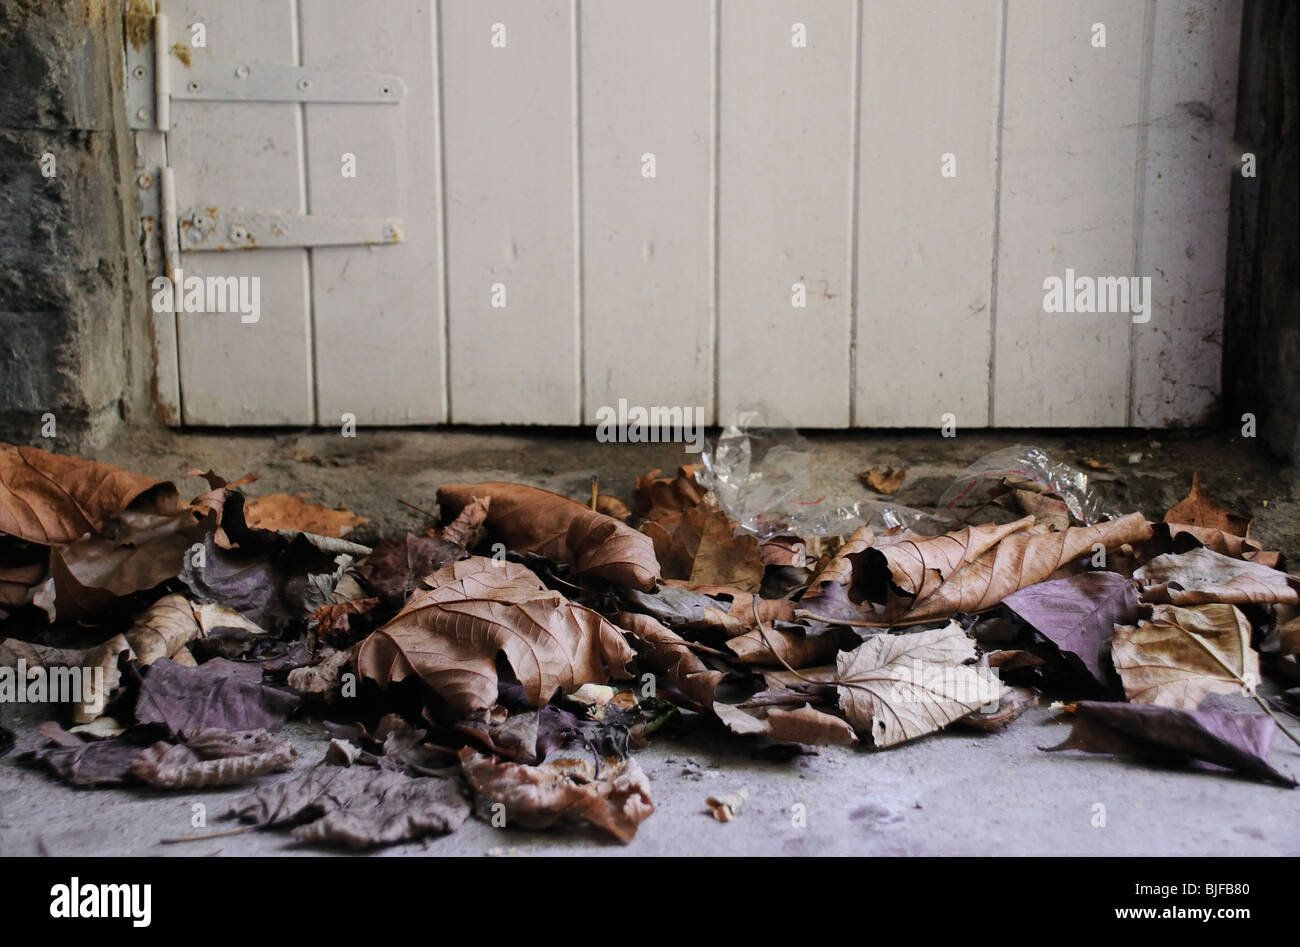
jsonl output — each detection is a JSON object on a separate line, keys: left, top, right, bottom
{"left": 1, "top": 442, "right": 1297, "bottom": 849}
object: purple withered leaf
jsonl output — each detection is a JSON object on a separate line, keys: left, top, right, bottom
{"left": 1004, "top": 571, "right": 1137, "bottom": 683}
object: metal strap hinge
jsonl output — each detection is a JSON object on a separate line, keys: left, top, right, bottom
{"left": 171, "top": 201, "right": 404, "bottom": 252}
{"left": 127, "top": 13, "right": 406, "bottom": 130}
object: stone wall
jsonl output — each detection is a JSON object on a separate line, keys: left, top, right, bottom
{"left": 0, "top": 0, "right": 150, "bottom": 448}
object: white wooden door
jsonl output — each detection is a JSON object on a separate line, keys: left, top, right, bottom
{"left": 130, "top": 0, "right": 1241, "bottom": 428}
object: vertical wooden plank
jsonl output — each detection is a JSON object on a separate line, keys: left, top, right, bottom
{"left": 1131, "top": 0, "right": 1240, "bottom": 426}
{"left": 717, "top": 0, "right": 855, "bottom": 427}
{"left": 440, "top": 0, "right": 578, "bottom": 424}
{"left": 165, "top": 0, "right": 314, "bottom": 425}
{"left": 300, "top": 0, "right": 445, "bottom": 425}
{"left": 992, "top": 0, "right": 1145, "bottom": 426}
{"left": 124, "top": 0, "right": 181, "bottom": 424}
{"left": 854, "top": 0, "right": 1001, "bottom": 427}
{"left": 579, "top": 0, "right": 713, "bottom": 424}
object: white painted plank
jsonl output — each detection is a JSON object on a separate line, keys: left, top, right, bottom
{"left": 717, "top": 0, "right": 856, "bottom": 428}
{"left": 300, "top": 0, "right": 446, "bottom": 425}
{"left": 854, "top": 0, "right": 1001, "bottom": 428}
{"left": 440, "top": 0, "right": 578, "bottom": 424}
{"left": 165, "top": 0, "right": 314, "bottom": 425}
{"left": 993, "top": 0, "right": 1146, "bottom": 426}
{"left": 579, "top": 0, "right": 713, "bottom": 424}
{"left": 1131, "top": 0, "right": 1240, "bottom": 426}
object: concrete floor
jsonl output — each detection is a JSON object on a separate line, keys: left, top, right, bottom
{"left": 2, "top": 425, "right": 1298, "bottom": 856}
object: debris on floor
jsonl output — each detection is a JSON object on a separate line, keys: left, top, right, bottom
{"left": 0, "top": 438, "right": 1297, "bottom": 850}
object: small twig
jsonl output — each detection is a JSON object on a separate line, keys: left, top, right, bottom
{"left": 590, "top": 475, "right": 599, "bottom": 511}
{"left": 398, "top": 498, "right": 439, "bottom": 521}
{"left": 160, "top": 824, "right": 257, "bottom": 845}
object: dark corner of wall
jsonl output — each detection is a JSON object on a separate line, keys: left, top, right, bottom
{"left": 1225, "top": 0, "right": 1300, "bottom": 462}
{"left": 0, "top": 0, "right": 153, "bottom": 451}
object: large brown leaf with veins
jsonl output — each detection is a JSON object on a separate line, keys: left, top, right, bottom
{"left": 0, "top": 443, "right": 177, "bottom": 545}
{"left": 1112, "top": 603, "right": 1260, "bottom": 709}
{"left": 836, "top": 622, "right": 1006, "bottom": 747}
{"left": 356, "top": 557, "right": 634, "bottom": 713}
{"left": 1135, "top": 547, "right": 1298, "bottom": 606}
{"left": 438, "top": 482, "right": 659, "bottom": 590}
{"left": 805, "top": 513, "right": 1151, "bottom": 624}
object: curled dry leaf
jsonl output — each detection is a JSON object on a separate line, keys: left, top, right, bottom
{"left": 725, "top": 622, "right": 840, "bottom": 669}
{"left": 459, "top": 747, "right": 655, "bottom": 843}
{"left": 805, "top": 513, "right": 1153, "bottom": 625}
{"left": 357, "top": 557, "right": 634, "bottom": 713}
{"left": 0, "top": 442, "right": 177, "bottom": 545}
{"left": 0, "top": 634, "right": 132, "bottom": 724}
{"left": 1111, "top": 603, "right": 1260, "bottom": 709}
{"left": 126, "top": 593, "right": 202, "bottom": 664}
{"left": 1164, "top": 472, "right": 1251, "bottom": 536}
{"left": 1135, "top": 547, "right": 1299, "bottom": 606}
{"left": 713, "top": 701, "right": 857, "bottom": 746}
{"left": 43, "top": 507, "right": 215, "bottom": 618}
{"left": 611, "top": 611, "right": 724, "bottom": 712}
{"left": 594, "top": 494, "right": 632, "bottom": 522}
{"left": 858, "top": 465, "right": 906, "bottom": 495}
{"left": 958, "top": 685, "right": 1039, "bottom": 731}
{"left": 23, "top": 723, "right": 146, "bottom": 785}
{"left": 634, "top": 466, "right": 706, "bottom": 524}
{"left": 1153, "top": 522, "right": 1282, "bottom": 569}
{"left": 286, "top": 647, "right": 354, "bottom": 700}
{"left": 437, "top": 482, "right": 660, "bottom": 591}
{"left": 125, "top": 592, "right": 266, "bottom": 665}
{"left": 129, "top": 735, "right": 296, "bottom": 789}
{"left": 835, "top": 622, "right": 1007, "bottom": 747}
{"left": 706, "top": 787, "right": 749, "bottom": 821}
{"left": 436, "top": 494, "right": 490, "bottom": 548}
{"left": 1044, "top": 700, "right": 1295, "bottom": 787}
{"left": 309, "top": 597, "right": 379, "bottom": 643}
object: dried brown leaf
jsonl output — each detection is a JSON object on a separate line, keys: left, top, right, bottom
{"left": 1135, "top": 547, "right": 1298, "bottom": 606}
{"left": 0, "top": 443, "right": 177, "bottom": 545}
{"left": 643, "top": 507, "right": 763, "bottom": 592}
{"left": 459, "top": 747, "right": 654, "bottom": 843}
{"left": 858, "top": 465, "right": 906, "bottom": 495}
{"left": 1164, "top": 472, "right": 1251, "bottom": 536}
{"left": 242, "top": 493, "right": 368, "bottom": 537}
{"left": 357, "top": 557, "right": 634, "bottom": 713}
{"left": 1112, "top": 603, "right": 1260, "bottom": 708}
{"left": 835, "top": 623, "right": 1007, "bottom": 747}
{"left": 438, "top": 482, "right": 660, "bottom": 591}
{"left": 611, "top": 611, "right": 724, "bottom": 712}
